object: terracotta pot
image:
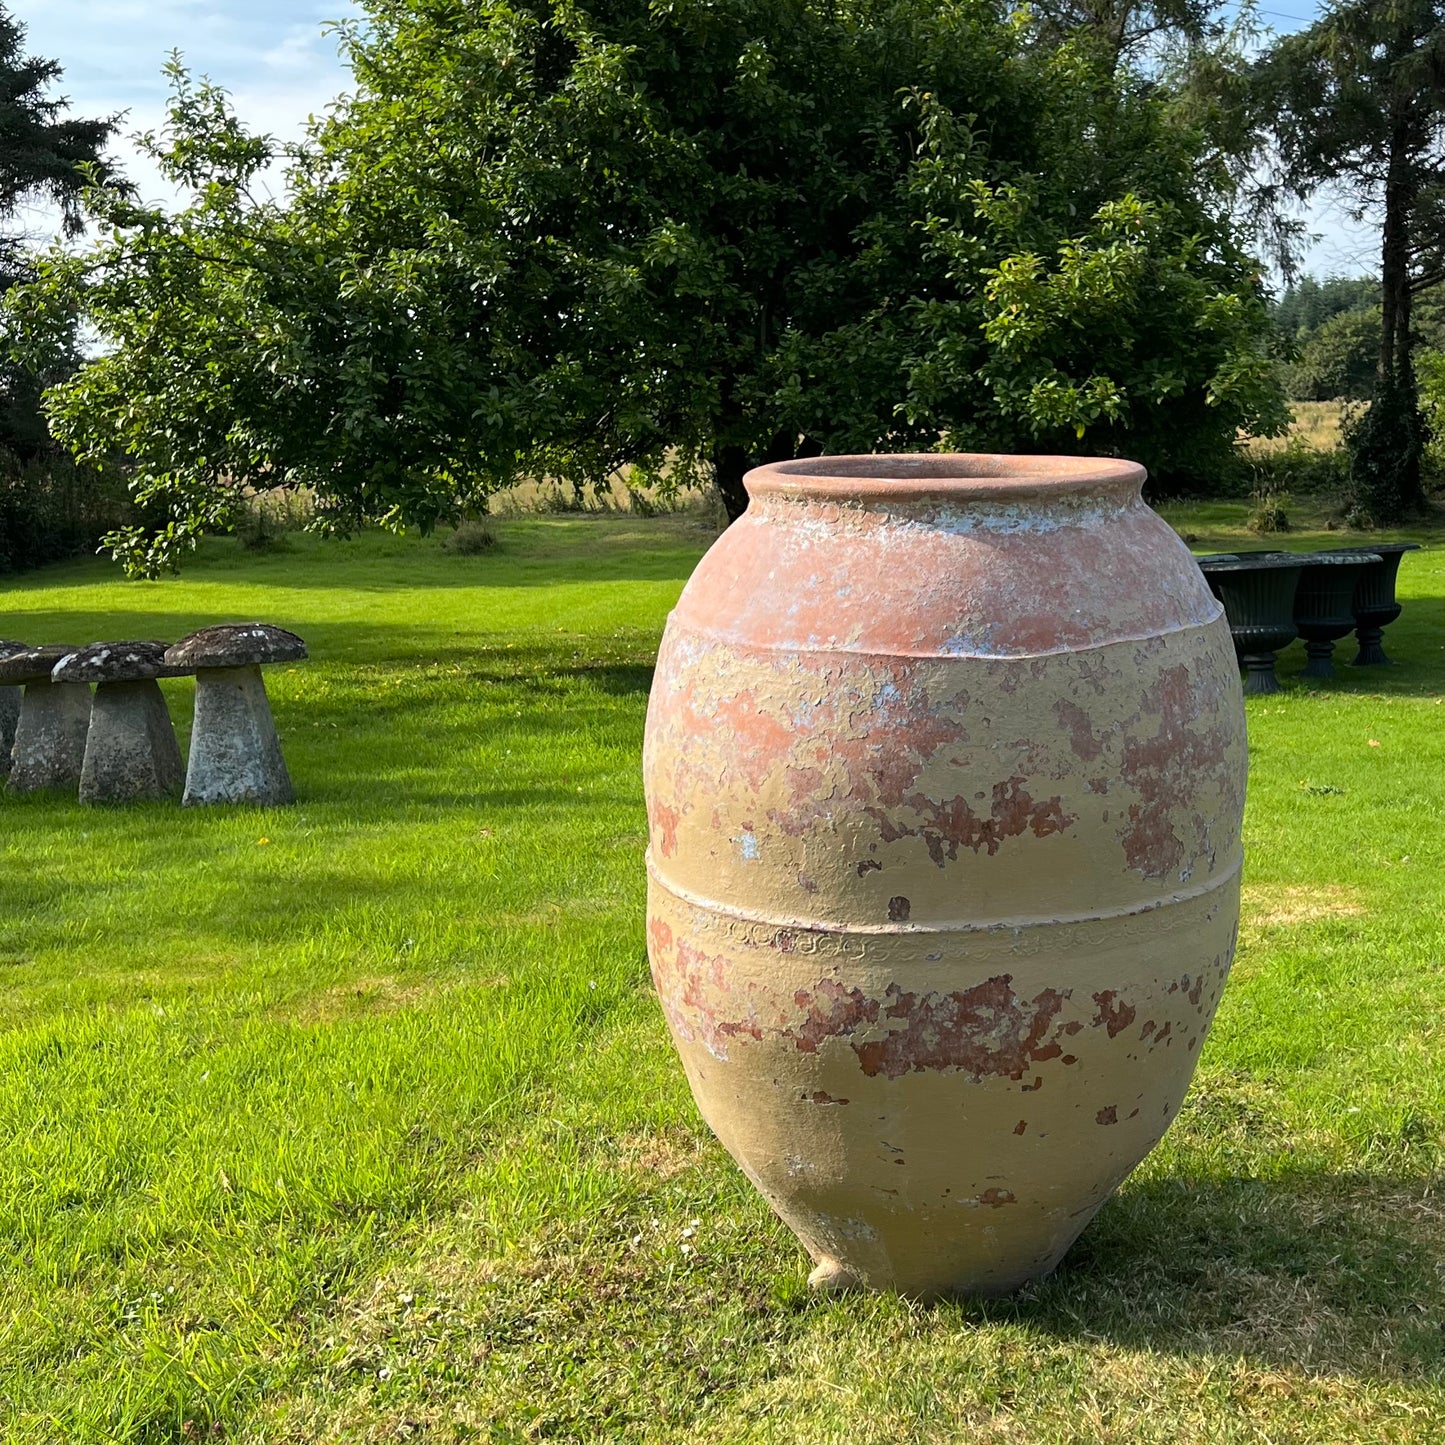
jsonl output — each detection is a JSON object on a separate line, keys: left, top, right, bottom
{"left": 643, "top": 454, "right": 1246, "bottom": 1298}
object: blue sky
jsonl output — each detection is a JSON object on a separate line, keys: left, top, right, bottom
{"left": 19, "top": 0, "right": 357, "bottom": 222}
{"left": 18, "top": 0, "right": 1375, "bottom": 278}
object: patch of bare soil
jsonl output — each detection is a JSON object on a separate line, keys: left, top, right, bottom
{"left": 1243, "top": 883, "right": 1366, "bottom": 929}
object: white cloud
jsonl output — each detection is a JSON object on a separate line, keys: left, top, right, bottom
{"left": 262, "top": 26, "right": 335, "bottom": 74}
{"left": 15, "top": 0, "right": 355, "bottom": 229}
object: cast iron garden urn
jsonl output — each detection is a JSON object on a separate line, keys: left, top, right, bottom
{"left": 643, "top": 455, "right": 1247, "bottom": 1297}
{"left": 1196, "top": 553, "right": 1302, "bottom": 695}
{"left": 1292, "top": 552, "right": 1382, "bottom": 680}
{"left": 1339, "top": 542, "right": 1421, "bottom": 666}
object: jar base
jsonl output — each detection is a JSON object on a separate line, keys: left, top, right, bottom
{"left": 807, "top": 1258, "right": 861, "bottom": 1294}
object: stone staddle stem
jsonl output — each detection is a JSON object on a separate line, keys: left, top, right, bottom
{"left": 0, "top": 686, "right": 19, "bottom": 776}
{"left": 7, "top": 680, "right": 92, "bottom": 793}
{"left": 80, "top": 679, "right": 185, "bottom": 804}
{"left": 184, "top": 664, "right": 295, "bottom": 806}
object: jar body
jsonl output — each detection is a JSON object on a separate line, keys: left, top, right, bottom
{"left": 642, "top": 455, "right": 1247, "bottom": 1297}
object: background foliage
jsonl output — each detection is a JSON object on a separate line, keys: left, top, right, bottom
{"left": 1273, "top": 276, "right": 1445, "bottom": 406}
{"left": 10, "top": 0, "right": 1287, "bottom": 574}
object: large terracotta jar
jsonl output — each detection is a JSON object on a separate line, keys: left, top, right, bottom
{"left": 643, "top": 455, "right": 1246, "bottom": 1297}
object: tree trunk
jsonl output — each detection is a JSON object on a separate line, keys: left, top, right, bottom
{"left": 712, "top": 432, "right": 826, "bottom": 524}
{"left": 1380, "top": 119, "right": 1412, "bottom": 387}
{"left": 1353, "top": 111, "right": 1428, "bottom": 519}
{"left": 712, "top": 445, "right": 751, "bottom": 523}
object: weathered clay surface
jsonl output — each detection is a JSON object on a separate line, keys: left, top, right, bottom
{"left": 642, "top": 454, "right": 1248, "bottom": 1298}
{"left": 8, "top": 680, "right": 93, "bottom": 793}
{"left": 79, "top": 680, "right": 185, "bottom": 804}
{"left": 183, "top": 664, "right": 295, "bottom": 806}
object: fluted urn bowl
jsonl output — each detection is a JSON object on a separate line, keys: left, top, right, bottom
{"left": 1293, "top": 552, "right": 1382, "bottom": 679}
{"left": 1197, "top": 554, "right": 1302, "bottom": 695}
{"left": 643, "top": 454, "right": 1248, "bottom": 1298}
{"left": 1338, "top": 543, "right": 1421, "bottom": 666}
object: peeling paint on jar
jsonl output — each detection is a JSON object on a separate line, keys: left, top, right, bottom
{"left": 642, "top": 453, "right": 1247, "bottom": 1299}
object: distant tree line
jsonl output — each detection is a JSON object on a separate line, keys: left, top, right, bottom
{"left": 1272, "top": 275, "right": 1445, "bottom": 405}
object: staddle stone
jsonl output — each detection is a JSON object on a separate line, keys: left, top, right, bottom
{"left": 1, "top": 645, "right": 92, "bottom": 794}
{"left": 165, "top": 624, "right": 308, "bottom": 670}
{"left": 0, "top": 640, "right": 25, "bottom": 778}
{"left": 165, "top": 624, "right": 308, "bottom": 807}
{"left": 53, "top": 641, "right": 187, "bottom": 804}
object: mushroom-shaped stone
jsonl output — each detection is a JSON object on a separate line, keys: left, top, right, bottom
{"left": 52, "top": 641, "right": 188, "bottom": 804}
{"left": 0, "top": 640, "right": 26, "bottom": 778}
{"left": 164, "top": 624, "right": 308, "bottom": 806}
{"left": 0, "top": 645, "right": 93, "bottom": 793}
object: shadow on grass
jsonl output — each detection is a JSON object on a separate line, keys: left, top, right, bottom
{"left": 971, "top": 1167, "right": 1445, "bottom": 1381}
{"left": 0, "top": 515, "right": 713, "bottom": 599}
{"left": 12, "top": 595, "right": 1444, "bottom": 687}
{"left": 0, "top": 608, "right": 665, "bottom": 667}
{"left": 1264, "top": 596, "right": 1445, "bottom": 697}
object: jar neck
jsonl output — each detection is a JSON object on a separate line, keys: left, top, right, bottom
{"left": 743, "top": 454, "right": 1146, "bottom": 523}
{"left": 748, "top": 487, "right": 1143, "bottom": 537}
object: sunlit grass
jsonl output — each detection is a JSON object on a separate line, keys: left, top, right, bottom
{"left": 2, "top": 507, "right": 1445, "bottom": 1441}
{"left": 1243, "top": 400, "right": 1350, "bottom": 456}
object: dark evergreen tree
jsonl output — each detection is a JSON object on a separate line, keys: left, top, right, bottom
{"left": 0, "top": 5, "right": 117, "bottom": 459}
{"left": 1027, "top": 0, "right": 1222, "bottom": 72}
{"left": 1273, "top": 275, "right": 1379, "bottom": 339}
{"left": 1259, "top": 0, "right": 1445, "bottom": 518}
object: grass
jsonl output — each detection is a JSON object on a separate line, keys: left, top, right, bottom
{"left": 1243, "top": 401, "right": 1349, "bottom": 456}
{"left": 2, "top": 503, "right": 1445, "bottom": 1442}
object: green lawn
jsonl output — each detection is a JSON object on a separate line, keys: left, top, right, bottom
{"left": 2, "top": 503, "right": 1445, "bottom": 1443}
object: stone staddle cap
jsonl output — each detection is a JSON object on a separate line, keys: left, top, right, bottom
{"left": 165, "top": 623, "right": 308, "bottom": 670}
{"left": 0, "top": 644, "right": 83, "bottom": 685}
{"left": 52, "top": 640, "right": 188, "bottom": 684}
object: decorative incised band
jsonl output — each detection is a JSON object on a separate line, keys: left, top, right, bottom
{"left": 646, "top": 851, "right": 1244, "bottom": 939}
{"left": 665, "top": 610, "right": 1229, "bottom": 664}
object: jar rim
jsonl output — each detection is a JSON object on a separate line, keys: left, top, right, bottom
{"left": 745, "top": 453, "right": 1147, "bottom": 504}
